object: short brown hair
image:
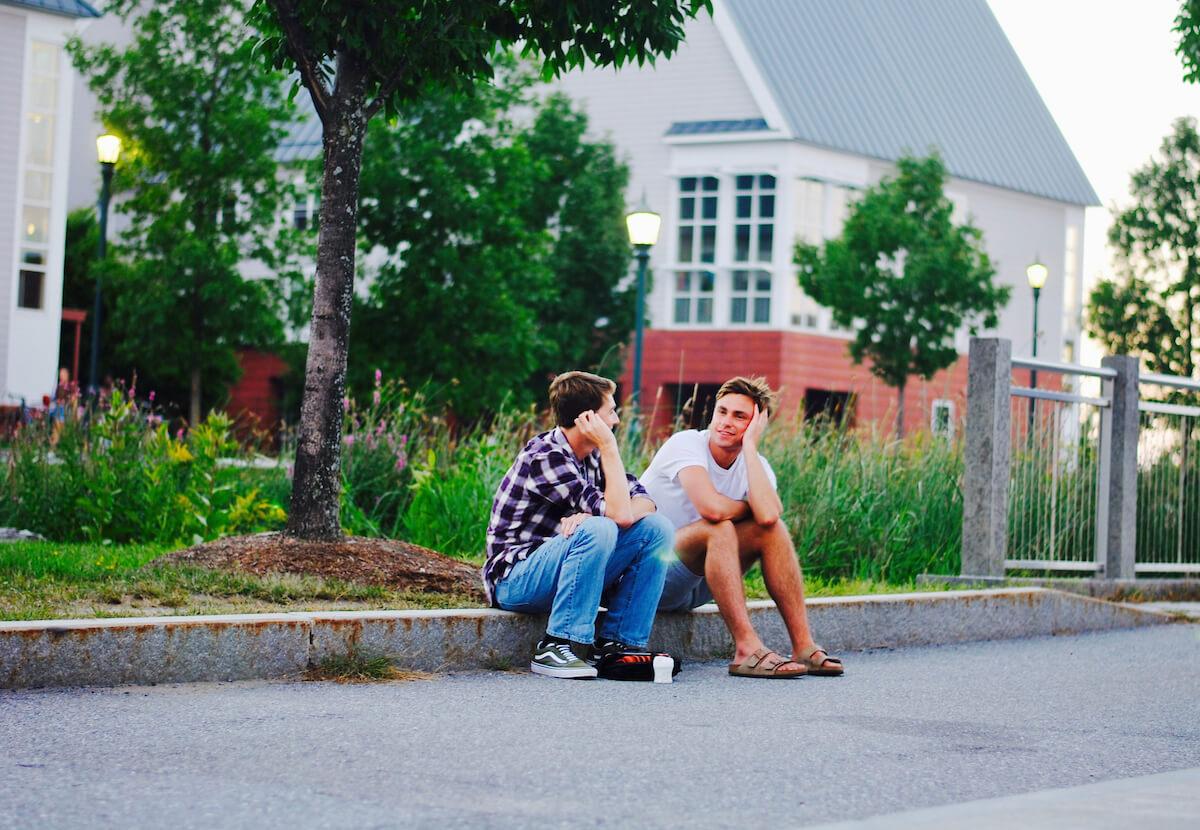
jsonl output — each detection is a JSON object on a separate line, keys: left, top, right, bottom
{"left": 549, "top": 371, "right": 616, "bottom": 427}
{"left": 716, "top": 376, "right": 777, "bottom": 417}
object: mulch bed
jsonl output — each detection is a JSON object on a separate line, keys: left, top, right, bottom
{"left": 160, "top": 532, "right": 484, "bottom": 600}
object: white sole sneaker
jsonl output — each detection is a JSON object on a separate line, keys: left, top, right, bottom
{"left": 530, "top": 661, "right": 598, "bottom": 679}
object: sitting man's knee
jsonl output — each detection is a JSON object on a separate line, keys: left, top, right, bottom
{"left": 575, "top": 515, "right": 619, "bottom": 549}
{"left": 639, "top": 512, "right": 674, "bottom": 542}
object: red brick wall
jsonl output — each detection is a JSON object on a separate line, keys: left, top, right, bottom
{"left": 226, "top": 349, "right": 288, "bottom": 439}
{"left": 619, "top": 329, "right": 971, "bottom": 436}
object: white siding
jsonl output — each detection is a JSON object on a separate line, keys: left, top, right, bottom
{"left": 552, "top": 13, "right": 763, "bottom": 223}
{"left": 0, "top": 10, "right": 26, "bottom": 401}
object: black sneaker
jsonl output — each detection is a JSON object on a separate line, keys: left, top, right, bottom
{"left": 530, "top": 639, "right": 597, "bottom": 679}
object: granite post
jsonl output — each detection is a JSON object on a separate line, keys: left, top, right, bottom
{"left": 1100, "top": 355, "right": 1139, "bottom": 579}
{"left": 962, "top": 337, "right": 1012, "bottom": 577}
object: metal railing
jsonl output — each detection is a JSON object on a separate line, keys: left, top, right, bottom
{"left": 1136, "top": 372, "right": 1200, "bottom": 574}
{"left": 1004, "top": 357, "right": 1115, "bottom": 573}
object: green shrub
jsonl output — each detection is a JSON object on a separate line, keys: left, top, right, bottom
{"left": 1, "top": 389, "right": 286, "bottom": 544}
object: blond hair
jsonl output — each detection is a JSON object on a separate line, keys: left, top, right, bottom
{"left": 716, "top": 376, "right": 777, "bottom": 417}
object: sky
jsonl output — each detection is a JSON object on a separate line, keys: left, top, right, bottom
{"left": 987, "top": 0, "right": 1200, "bottom": 355}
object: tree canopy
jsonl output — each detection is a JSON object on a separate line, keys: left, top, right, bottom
{"left": 1087, "top": 117, "right": 1200, "bottom": 378}
{"left": 795, "top": 154, "right": 1009, "bottom": 436}
{"left": 339, "top": 64, "right": 632, "bottom": 418}
{"left": 251, "top": 0, "right": 712, "bottom": 538}
{"left": 68, "top": 0, "right": 301, "bottom": 423}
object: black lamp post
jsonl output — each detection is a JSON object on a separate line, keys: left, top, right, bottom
{"left": 89, "top": 134, "right": 120, "bottom": 394}
{"left": 624, "top": 200, "right": 661, "bottom": 419}
{"left": 1026, "top": 258, "right": 1048, "bottom": 434}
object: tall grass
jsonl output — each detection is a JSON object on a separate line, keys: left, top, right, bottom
{"left": 6, "top": 379, "right": 966, "bottom": 582}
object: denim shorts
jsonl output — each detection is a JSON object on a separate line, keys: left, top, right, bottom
{"left": 656, "top": 557, "right": 714, "bottom": 612}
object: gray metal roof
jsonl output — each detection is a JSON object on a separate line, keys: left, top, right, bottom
{"left": 276, "top": 89, "right": 321, "bottom": 163}
{"left": 1, "top": 0, "right": 99, "bottom": 18}
{"left": 725, "top": 0, "right": 1099, "bottom": 206}
{"left": 666, "top": 118, "right": 770, "bottom": 135}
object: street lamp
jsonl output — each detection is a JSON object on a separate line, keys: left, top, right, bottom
{"left": 1026, "top": 258, "right": 1048, "bottom": 436}
{"left": 89, "top": 134, "right": 121, "bottom": 394}
{"left": 625, "top": 200, "right": 661, "bottom": 419}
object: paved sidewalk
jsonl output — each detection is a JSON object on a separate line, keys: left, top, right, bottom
{"left": 2, "top": 625, "right": 1197, "bottom": 829}
{"left": 811, "top": 767, "right": 1200, "bottom": 829}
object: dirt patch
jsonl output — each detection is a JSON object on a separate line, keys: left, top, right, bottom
{"left": 160, "top": 532, "right": 484, "bottom": 601}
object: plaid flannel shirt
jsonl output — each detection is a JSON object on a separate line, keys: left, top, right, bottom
{"left": 482, "top": 427, "right": 649, "bottom": 605}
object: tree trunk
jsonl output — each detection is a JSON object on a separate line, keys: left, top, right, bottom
{"left": 895, "top": 379, "right": 907, "bottom": 440}
{"left": 286, "top": 57, "right": 369, "bottom": 540}
{"left": 190, "top": 368, "right": 202, "bottom": 427}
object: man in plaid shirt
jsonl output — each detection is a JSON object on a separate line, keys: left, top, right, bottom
{"left": 485, "top": 371, "right": 674, "bottom": 679}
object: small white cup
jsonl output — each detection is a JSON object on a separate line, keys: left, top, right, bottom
{"left": 653, "top": 655, "right": 673, "bottom": 683}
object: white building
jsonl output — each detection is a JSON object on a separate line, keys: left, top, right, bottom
{"left": 554, "top": 0, "right": 1098, "bottom": 431}
{"left": 0, "top": 0, "right": 97, "bottom": 409}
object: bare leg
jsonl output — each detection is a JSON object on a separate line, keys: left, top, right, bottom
{"left": 736, "top": 520, "right": 839, "bottom": 670}
{"left": 675, "top": 520, "right": 795, "bottom": 670}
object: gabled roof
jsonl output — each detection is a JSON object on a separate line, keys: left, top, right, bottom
{"left": 724, "top": 0, "right": 1099, "bottom": 206}
{"left": 1, "top": 0, "right": 99, "bottom": 18}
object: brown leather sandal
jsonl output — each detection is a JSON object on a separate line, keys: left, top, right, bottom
{"left": 728, "top": 647, "right": 807, "bottom": 679}
{"left": 795, "top": 644, "right": 844, "bottom": 676}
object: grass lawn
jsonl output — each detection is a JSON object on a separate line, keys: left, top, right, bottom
{"left": 0, "top": 542, "right": 961, "bottom": 622}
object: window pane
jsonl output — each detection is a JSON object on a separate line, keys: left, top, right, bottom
{"left": 679, "top": 197, "right": 695, "bottom": 220}
{"left": 755, "top": 271, "right": 772, "bottom": 292}
{"left": 699, "top": 270, "right": 715, "bottom": 292}
{"left": 21, "top": 249, "right": 45, "bottom": 266}
{"left": 24, "top": 171, "right": 51, "bottom": 201}
{"left": 680, "top": 177, "right": 697, "bottom": 192}
{"left": 677, "top": 226, "right": 693, "bottom": 262}
{"left": 736, "top": 195, "right": 752, "bottom": 219}
{"left": 30, "top": 77, "right": 56, "bottom": 111}
{"left": 702, "top": 176, "right": 719, "bottom": 191}
{"left": 700, "top": 226, "right": 716, "bottom": 263}
{"left": 754, "top": 297, "right": 771, "bottom": 323}
{"left": 759, "top": 195, "right": 774, "bottom": 218}
{"left": 697, "top": 297, "right": 713, "bottom": 323}
{"left": 731, "top": 297, "right": 747, "bottom": 323}
{"left": 759, "top": 174, "right": 776, "bottom": 189}
{"left": 25, "top": 114, "right": 53, "bottom": 166}
{"left": 735, "top": 225, "right": 750, "bottom": 261}
{"left": 757, "top": 224, "right": 773, "bottom": 261}
{"left": 701, "top": 196, "right": 717, "bottom": 220}
{"left": 733, "top": 270, "right": 749, "bottom": 291}
{"left": 736, "top": 174, "right": 753, "bottom": 190}
{"left": 31, "top": 43, "right": 58, "bottom": 76}
{"left": 674, "top": 298, "right": 691, "bottom": 323}
{"left": 18, "top": 271, "right": 44, "bottom": 309}
{"left": 22, "top": 206, "right": 49, "bottom": 243}
{"left": 675, "top": 271, "right": 691, "bottom": 292}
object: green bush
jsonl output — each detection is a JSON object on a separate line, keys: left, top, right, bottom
{"left": 2, "top": 389, "right": 285, "bottom": 544}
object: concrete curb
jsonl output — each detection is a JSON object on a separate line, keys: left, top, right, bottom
{"left": 0, "top": 588, "right": 1174, "bottom": 689}
{"left": 920, "top": 573, "right": 1200, "bottom": 602}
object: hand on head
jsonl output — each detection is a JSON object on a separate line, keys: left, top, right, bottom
{"left": 574, "top": 410, "right": 617, "bottom": 450}
{"left": 743, "top": 405, "right": 769, "bottom": 448}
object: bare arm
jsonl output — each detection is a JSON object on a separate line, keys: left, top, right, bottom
{"left": 741, "top": 406, "right": 782, "bottom": 527}
{"left": 678, "top": 466, "right": 752, "bottom": 523}
{"left": 630, "top": 495, "right": 658, "bottom": 522}
{"left": 575, "top": 411, "right": 634, "bottom": 527}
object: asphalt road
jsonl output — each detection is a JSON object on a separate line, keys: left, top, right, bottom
{"left": 1, "top": 624, "right": 1198, "bottom": 829}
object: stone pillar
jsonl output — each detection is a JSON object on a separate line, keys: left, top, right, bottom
{"left": 961, "top": 337, "right": 1012, "bottom": 577}
{"left": 1100, "top": 355, "right": 1139, "bottom": 579}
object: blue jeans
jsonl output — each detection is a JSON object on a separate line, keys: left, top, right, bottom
{"left": 494, "top": 514, "right": 674, "bottom": 648}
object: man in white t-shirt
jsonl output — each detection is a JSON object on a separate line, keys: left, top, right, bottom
{"left": 641, "top": 376, "right": 844, "bottom": 679}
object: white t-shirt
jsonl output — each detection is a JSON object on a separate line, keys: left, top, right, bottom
{"left": 639, "top": 429, "right": 777, "bottom": 530}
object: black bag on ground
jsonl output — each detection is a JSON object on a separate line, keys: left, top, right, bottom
{"left": 594, "top": 651, "right": 682, "bottom": 681}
